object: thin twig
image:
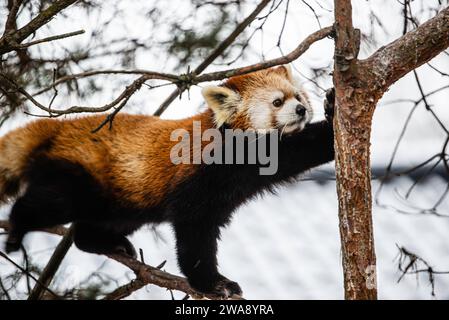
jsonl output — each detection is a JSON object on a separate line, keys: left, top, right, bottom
{"left": 396, "top": 245, "right": 449, "bottom": 297}
{"left": 4, "top": 0, "right": 23, "bottom": 34}
{"left": 0, "top": 220, "right": 243, "bottom": 300}
{"left": 0, "top": 278, "right": 11, "bottom": 300}
{"left": 3, "top": 26, "right": 333, "bottom": 120}
{"left": 102, "top": 279, "right": 146, "bottom": 300}
{"left": 0, "top": 251, "right": 59, "bottom": 299}
{"left": 32, "top": 70, "right": 177, "bottom": 97}
{"left": 153, "top": 0, "right": 273, "bottom": 116}
{"left": 0, "top": 0, "right": 80, "bottom": 55}
{"left": 192, "top": 26, "right": 333, "bottom": 83}
{"left": 13, "top": 30, "right": 85, "bottom": 49}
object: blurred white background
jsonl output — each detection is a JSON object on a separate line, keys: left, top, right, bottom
{"left": 1, "top": 0, "right": 448, "bottom": 299}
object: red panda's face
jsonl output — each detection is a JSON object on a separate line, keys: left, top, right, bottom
{"left": 202, "top": 65, "right": 313, "bottom": 135}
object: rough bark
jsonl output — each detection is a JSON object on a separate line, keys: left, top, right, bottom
{"left": 333, "top": 1, "right": 449, "bottom": 300}
{"left": 333, "top": 0, "right": 377, "bottom": 300}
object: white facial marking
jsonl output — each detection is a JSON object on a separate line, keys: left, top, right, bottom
{"left": 275, "top": 88, "right": 313, "bottom": 135}
{"left": 246, "top": 90, "right": 284, "bottom": 131}
{"left": 248, "top": 103, "right": 271, "bottom": 130}
{"left": 237, "top": 74, "right": 313, "bottom": 134}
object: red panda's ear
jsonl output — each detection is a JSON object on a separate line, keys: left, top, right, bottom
{"left": 202, "top": 86, "right": 240, "bottom": 127}
{"left": 273, "top": 64, "right": 294, "bottom": 82}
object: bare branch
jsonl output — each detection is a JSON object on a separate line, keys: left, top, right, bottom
{"left": 13, "top": 30, "right": 86, "bottom": 50}
{"left": 193, "top": 26, "right": 334, "bottom": 83}
{"left": 396, "top": 245, "right": 449, "bottom": 297}
{"left": 0, "top": 0, "right": 80, "bottom": 55}
{"left": 153, "top": 0, "right": 274, "bottom": 116}
{"left": 333, "top": 1, "right": 449, "bottom": 301}
{"left": 106, "top": 253, "right": 243, "bottom": 300}
{"left": 0, "top": 73, "right": 171, "bottom": 116}
{"left": 32, "top": 69, "right": 178, "bottom": 97}
{"left": 3, "top": 26, "right": 333, "bottom": 119}
{"left": 4, "top": 0, "right": 23, "bottom": 34}
{"left": 0, "top": 277, "right": 11, "bottom": 300}
{"left": 0, "top": 251, "right": 59, "bottom": 299}
{"left": 102, "top": 279, "right": 146, "bottom": 300}
{"left": 0, "top": 220, "right": 242, "bottom": 300}
{"left": 361, "top": 6, "right": 449, "bottom": 92}
{"left": 28, "top": 226, "right": 74, "bottom": 300}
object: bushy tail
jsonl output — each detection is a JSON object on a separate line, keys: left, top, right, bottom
{"left": 0, "top": 135, "right": 27, "bottom": 203}
{"left": 0, "top": 119, "right": 60, "bottom": 203}
{"left": 0, "top": 167, "right": 21, "bottom": 203}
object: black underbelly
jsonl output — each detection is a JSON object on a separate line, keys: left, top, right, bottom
{"left": 23, "top": 156, "right": 165, "bottom": 234}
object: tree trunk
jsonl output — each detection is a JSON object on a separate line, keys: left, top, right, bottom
{"left": 333, "top": 0, "right": 377, "bottom": 300}
{"left": 333, "top": 0, "right": 449, "bottom": 300}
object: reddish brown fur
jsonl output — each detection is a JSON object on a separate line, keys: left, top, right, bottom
{"left": 0, "top": 111, "right": 217, "bottom": 207}
{"left": 223, "top": 66, "right": 292, "bottom": 97}
{"left": 0, "top": 66, "right": 296, "bottom": 207}
{"left": 221, "top": 66, "right": 298, "bottom": 130}
{"left": 0, "top": 66, "right": 334, "bottom": 297}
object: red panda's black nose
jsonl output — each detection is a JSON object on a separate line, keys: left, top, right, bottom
{"left": 296, "top": 105, "right": 306, "bottom": 117}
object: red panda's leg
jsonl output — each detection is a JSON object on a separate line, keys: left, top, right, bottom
{"left": 72, "top": 222, "right": 137, "bottom": 258}
{"left": 6, "top": 187, "right": 73, "bottom": 253}
{"left": 173, "top": 220, "right": 242, "bottom": 297}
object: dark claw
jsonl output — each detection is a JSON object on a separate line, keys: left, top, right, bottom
{"left": 189, "top": 275, "right": 242, "bottom": 299}
{"left": 113, "top": 242, "right": 137, "bottom": 259}
{"left": 5, "top": 240, "right": 21, "bottom": 254}
{"left": 212, "top": 277, "right": 243, "bottom": 298}
{"left": 5, "top": 231, "right": 23, "bottom": 253}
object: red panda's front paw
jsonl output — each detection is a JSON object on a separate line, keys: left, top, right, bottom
{"left": 212, "top": 277, "right": 243, "bottom": 299}
{"left": 324, "top": 88, "right": 335, "bottom": 121}
{"left": 110, "top": 238, "right": 137, "bottom": 258}
{"left": 5, "top": 229, "right": 24, "bottom": 253}
{"left": 113, "top": 243, "right": 137, "bottom": 259}
{"left": 189, "top": 275, "right": 242, "bottom": 299}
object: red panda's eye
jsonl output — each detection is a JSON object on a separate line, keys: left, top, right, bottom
{"left": 272, "top": 99, "right": 283, "bottom": 107}
{"left": 295, "top": 94, "right": 301, "bottom": 101}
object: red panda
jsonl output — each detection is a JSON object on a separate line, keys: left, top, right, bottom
{"left": 0, "top": 65, "right": 335, "bottom": 297}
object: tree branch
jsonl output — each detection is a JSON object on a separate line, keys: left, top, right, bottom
{"left": 4, "top": 0, "right": 23, "bottom": 34}
{"left": 102, "top": 278, "right": 146, "bottom": 300}
{"left": 193, "top": 26, "right": 334, "bottom": 83}
{"left": 360, "top": 6, "right": 449, "bottom": 92}
{"left": 31, "top": 69, "right": 177, "bottom": 97}
{"left": 13, "top": 30, "right": 85, "bottom": 50}
{"left": 153, "top": 0, "right": 274, "bottom": 116}
{"left": 0, "top": 0, "right": 80, "bottom": 55}
{"left": 0, "top": 73, "right": 174, "bottom": 117}
{"left": 28, "top": 226, "right": 74, "bottom": 300}
{"left": 0, "top": 220, "right": 242, "bottom": 300}
{"left": 2, "top": 26, "right": 333, "bottom": 118}
{"left": 0, "top": 251, "right": 59, "bottom": 299}
{"left": 333, "top": 2, "right": 449, "bottom": 301}
{"left": 396, "top": 245, "right": 449, "bottom": 297}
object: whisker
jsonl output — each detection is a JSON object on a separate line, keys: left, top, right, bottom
{"left": 280, "top": 122, "right": 289, "bottom": 141}
{"left": 245, "top": 129, "right": 269, "bottom": 144}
